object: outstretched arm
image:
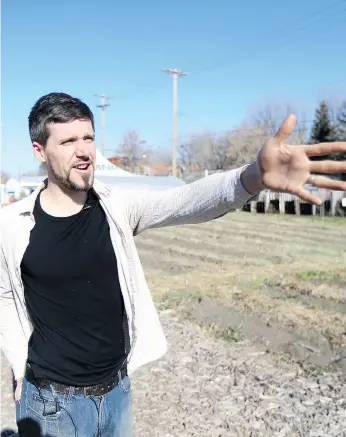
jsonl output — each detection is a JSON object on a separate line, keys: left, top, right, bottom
{"left": 123, "top": 115, "right": 346, "bottom": 235}
{"left": 125, "top": 165, "right": 256, "bottom": 236}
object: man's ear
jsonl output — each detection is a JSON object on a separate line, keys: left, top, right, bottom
{"left": 32, "top": 142, "right": 46, "bottom": 163}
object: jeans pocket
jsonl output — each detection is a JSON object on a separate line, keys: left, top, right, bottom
{"left": 27, "top": 387, "right": 63, "bottom": 421}
{"left": 120, "top": 375, "right": 131, "bottom": 394}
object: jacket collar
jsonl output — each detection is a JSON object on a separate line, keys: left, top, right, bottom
{"left": 17, "top": 178, "right": 111, "bottom": 215}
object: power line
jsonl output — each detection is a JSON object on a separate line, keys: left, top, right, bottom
{"left": 113, "top": 82, "right": 167, "bottom": 102}
{"left": 150, "top": 116, "right": 345, "bottom": 150}
{"left": 163, "top": 68, "right": 188, "bottom": 176}
{"left": 264, "top": 0, "right": 344, "bottom": 42}
{"left": 94, "top": 94, "right": 112, "bottom": 156}
{"left": 89, "top": 2, "right": 345, "bottom": 105}
{"left": 193, "top": 1, "right": 346, "bottom": 76}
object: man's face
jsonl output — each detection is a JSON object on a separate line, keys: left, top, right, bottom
{"left": 34, "top": 119, "right": 96, "bottom": 192}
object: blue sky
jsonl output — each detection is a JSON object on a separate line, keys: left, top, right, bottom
{"left": 2, "top": 0, "right": 346, "bottom": 175}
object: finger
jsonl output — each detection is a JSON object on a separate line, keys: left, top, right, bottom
{"left": 274, "top": 114, "right": 297, "bottom": 143}
{"left": 308, "top": 175, "right": 346, "bottom": 191}
{"left": 303, "top": 142, "right": 346, "bottom": 157}
{"left": 309, "top": 160, "right": 346, "bottom": 174}
{"left": 295, "top": 186, "right": 322, "bottom": 205}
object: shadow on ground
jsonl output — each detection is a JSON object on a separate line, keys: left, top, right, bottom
{"left": 1, "top": 418, "right": 53, "bottom": 437}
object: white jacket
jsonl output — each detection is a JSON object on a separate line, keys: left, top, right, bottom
{"left": 0, "top": 168, "right": 252, "bottom": 381}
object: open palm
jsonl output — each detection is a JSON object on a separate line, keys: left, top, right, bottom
{"left": 258, "top": 115, "right": 346, "bottom": 205}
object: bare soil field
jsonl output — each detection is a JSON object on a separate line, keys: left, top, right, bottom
{"left": 135, "top": 212, "right": 346, "bottom": 371}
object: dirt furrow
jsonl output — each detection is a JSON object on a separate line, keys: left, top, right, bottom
{"left": 136, "top": 236, "right": 280, "bottom": 266}
{"left": 149, "top": 221, "right": 345, "bottom": 251}
{"left": 136, "top": 231, "right": 343, "bottom": 265}
{"left": 219, "top": 213, "right": 346, "bottom": 235}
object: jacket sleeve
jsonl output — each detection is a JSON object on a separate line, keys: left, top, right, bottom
{"left": 122, "top": 167, "right": 254, "bottom": 236}
{"left": 0, "top": 244, "right": 28, "bottom": 381}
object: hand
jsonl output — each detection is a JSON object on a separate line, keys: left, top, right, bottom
{"left": 14, "top": 378, "right": 23, "bottom": 402}
{"left": 257, "top": 114, "right": 346, "bottom": 205}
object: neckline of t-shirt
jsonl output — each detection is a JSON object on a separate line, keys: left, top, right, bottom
{"left": 35, "top": 189, "right": 95, "bottom": 222}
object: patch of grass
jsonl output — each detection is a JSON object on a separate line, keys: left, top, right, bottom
{"left": 310, "top": 364, "right": 333, "bottom": 374}
{"left": 265, "top": 214, "right": 346, "bottom": 227}
{"left": 160, "top": 289, "right": 203, "bottom": 309}
{"left": 181, "top": 311, "right": 245, "bottom": 344}
{"left": 247, "top": 279, "right": 263, "bottom": 290}
{"left": 206, "top": 323, "right": 244, "bottom": 343}
{"left": 297, "top": 271, "right": 343, "bottom": 282}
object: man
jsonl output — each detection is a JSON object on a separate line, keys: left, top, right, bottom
{"left": 1, "top": 92, "right": 345, "bottom": 437}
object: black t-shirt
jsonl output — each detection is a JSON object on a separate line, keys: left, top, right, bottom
{"left": 21, "top": 190, "right": 127, "bottom": 386}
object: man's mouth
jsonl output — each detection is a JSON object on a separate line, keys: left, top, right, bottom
{"left": 73, "top": 163, "right": 92, "bottom": 172}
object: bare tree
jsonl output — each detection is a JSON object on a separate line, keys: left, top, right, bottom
{"left": 227, "top": 123, "right": 265, "bottom": 168}
{"left": 179, "top": 133, "right": 231, "bottom": 171}
{"left": 116, "top": 130, "right": 146, "bottom": 168}
{"left": 149, "top": 148, "right": 171, "bottom": 167}
{"left": 142, "top": 148, "right": 172, "bottom": 175}
{"left": 38, "top": 162, "right": 48, "bottom": 176}
{"left": 179, "top": 141, "right": 199, "bottom": 170}
{"left": 177, "top": 101, "right": 310, "bottom": 174}
{"left": 248, "top": 102, "right": 308, "bottom": 144}
{"left": 1, "top": 171, "right": 10, "bottom": 184}
{"left": 205, "top": 136, "right": 230, "bottom": 170}
{"left": 292, "top": 117, "right": 308, "bottom": 144}
{"left": 250, "top": 102, "right": 287, "bottom": 136}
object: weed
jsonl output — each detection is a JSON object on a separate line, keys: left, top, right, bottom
{"left": 207, "top": 323, "right": 244, "bottom": 343}
{"left": 160, "top": 289, "right": 203, "bottom": 309}
{"left": 297, "top": 271, "right": 343, "bottom": 282}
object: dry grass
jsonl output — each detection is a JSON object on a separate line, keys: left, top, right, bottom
{"left": 135, "top": 212, "right": 346, "bottom": 353}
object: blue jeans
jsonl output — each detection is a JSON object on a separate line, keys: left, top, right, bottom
{"left": 16, "top": 374, "right": 132, "bottom": 437}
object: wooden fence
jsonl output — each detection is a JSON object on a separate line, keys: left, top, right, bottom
{"left": 249, "top": 188, "right": 346, "bottom": 217}
{"left": 184, "top": 169, "right": 346, "bottom": 217}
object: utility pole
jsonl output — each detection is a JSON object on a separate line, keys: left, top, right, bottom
{"left": 163, "top": 68, "right": 187, "bottom": 177}
{"left": 94, "top": 94, "right": 111, "bottom": 156}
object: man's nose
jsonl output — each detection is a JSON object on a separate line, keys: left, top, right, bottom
{"left": 75, "top": 141, "right": 91, "bottom": 157}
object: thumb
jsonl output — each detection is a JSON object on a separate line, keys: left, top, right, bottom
{"left": 274, "top": 114, "right": 297, "bottom": 143}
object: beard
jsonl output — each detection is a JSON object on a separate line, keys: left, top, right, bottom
{"left": 47, "top": 160, "right": 94, "bottom": 192}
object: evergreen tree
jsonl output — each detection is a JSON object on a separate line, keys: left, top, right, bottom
{"left": 309, "top": 100, "right": 337, "bottom": 144}
{"left": 335, "top": 101, "right": 346, "bottom": 181}
{"left": 336, "top": 100, "right": 346, "bottom": 141}
{"left": 309, "top": 101, "right": 342, "bottom": 178}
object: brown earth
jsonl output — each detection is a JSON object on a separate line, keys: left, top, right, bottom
{"left": 135, "top": 211, "right": 346, "bottom": 372}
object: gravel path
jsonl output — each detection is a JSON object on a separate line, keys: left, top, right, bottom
{"left": 1, "top": 309, "right": 346, "bottom": 436}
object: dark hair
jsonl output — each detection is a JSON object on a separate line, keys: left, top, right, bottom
{"left": 28, "top": 92, "right": 95, "bottom": 146}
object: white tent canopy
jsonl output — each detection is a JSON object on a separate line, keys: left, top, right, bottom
{"left": 96, "top": 175, "right": 185, "bottom": 191}
{"left": 94, "top": 149, "right": 135, "bottom": 177}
